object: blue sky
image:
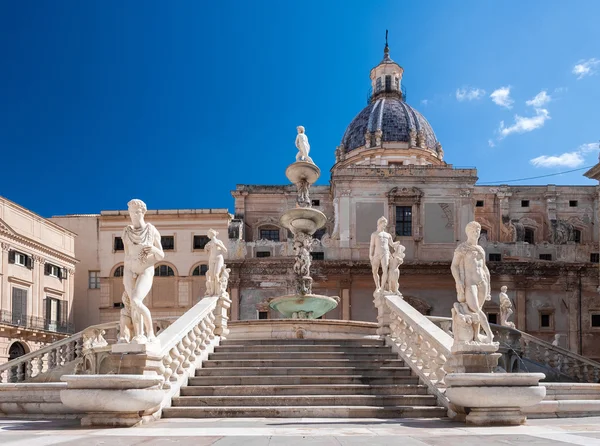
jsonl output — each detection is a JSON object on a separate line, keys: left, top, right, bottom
{"left": 1, "top": 1, "right": 599, "bottom": 217}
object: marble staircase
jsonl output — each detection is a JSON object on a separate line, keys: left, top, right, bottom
{"left": 162, "top": 338, "right": 447, "bottom": 418}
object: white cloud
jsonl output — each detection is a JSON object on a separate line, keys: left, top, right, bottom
{"left": 572, "top": 58, "right": 600, "bottom": 79}
{"left": 420, "top": 99, "right": 429, "bottom": 106}
{"left": 456, "top": 87, "right": 486, "bottom": 102}
{"left": 499, "top": 108, "right": 550, "bottom": 138}
{"left": 530, "top": 152, "right": 584, "bottom": 168}
{"left": 530, "top": 142, "right": 598, "bottom": 168}
{"left": 488, "top": 139, "right": 495, "bottom": 148}
{"left": 490, "top": 86, "right": 513, "bottom": 109}
{"left": 525, "top": 90, "right": 551, "bottom": 108}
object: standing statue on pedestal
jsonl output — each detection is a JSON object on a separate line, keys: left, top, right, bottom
{"left": 387, "top": 241, "right": 406, "bottom": 295}
{"left": 205, "top": 229, "right": 228, "bottom": 297}
{"left": 120, "top": 199, "right": 164, "bottom": 344}
{"left": 499, "top": 286, "right": 516, "bottom": 328}
{"left": 295, "top": 126, "right": 314, "bottom": 164}
{"left": 369, "top": 216, "right": 395, "bottom": 292}
{"left": 450, "top": 221, "right": 498, "bottom": 351}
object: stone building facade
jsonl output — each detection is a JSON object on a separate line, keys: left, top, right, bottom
{"left": 226, "top": 44, "right": 600, "bottom": 360}
{"left": 0, "top": 196, "right": 77, "bottom": 365}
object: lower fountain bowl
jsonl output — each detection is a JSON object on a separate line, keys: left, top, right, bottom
{"left": 269, "top": 294, "right": 340, "bottom": 319}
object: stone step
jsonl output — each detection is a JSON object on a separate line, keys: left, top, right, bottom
{"left": 188, "top": 375, "right": 420, "bottom": 386}
{"left": 215, "top": 345, "right": 392, "bottom": 353}
{"left": 209, "top": 352, "right": 397, "bottom": 360}
{"left": 172, "top": 394, "right": 438, "bottom": 407}
{"left": 202, "top": 359, "right": 405, "bottom": 368}
{"left": 220, "top": 339, "right": 385, "bottom": 346}
{"left": 195, "top": 367, "right": 412, "bottom": 377}
{"left": 181, "top": 383, "right": 428, "bottom": 396}
{"left": 162, "top": 405, "right": 448, "bottom": 419}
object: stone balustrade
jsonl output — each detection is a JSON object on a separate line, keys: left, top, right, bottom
{"left": 384, "top": 294, "right": 453, "bottom": 408}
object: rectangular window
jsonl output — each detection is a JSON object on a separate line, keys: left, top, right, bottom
{"left": 592, "top": 314, "right": 600, "bottom": 328}
{"left": 573, "top": 230, "right": 581, "bottom": 244}
{"left": 539, "top": 254, "right": 552, "bottom": 261}
{"left": 569, "top": 200, "right": 578, "bottom": 207}
{"left": 376, "top": 77, "right": 382, "bottom": 92}
{"left": 540, "top": 312, "right": 553, "bottom": 329}
{"left": 44, "top": 297, "right": 65, "bottom": 332}
{"left": 259, "top": 229, "right": 280, "bottom": 241}
{"left": 11, "top": 288, "right": 28, "bottom": 326}
{"left": 256, "top": 251, "right": 271, "bottom": 258}
{"left": 488, "top": 253, "right": 502, "bottom": 262}
{"left": 591, "top": 253, "right": 599, "bottom": 263}
{"left": 15, "top": 252, "right": 27, "bottom": 266}
{"left": 114, "top": 237, "right": 124, "bottom": 251}
{"left": 476, "top": 200, "right": 484, "bottom": 207}
{"left": 193, "top": 235, "right": 210, "bottom": 250}
{"left": 47, "top": 264, "right": 60, "bottom": 277}
{"left": 258, "top": 311, "right": 268, "bottom": 320}
{"left": 487, "top": 313, "right": 498, "bottom": 324}
{"left": 395, "top": 206, "right": 412, "bottom": 237}
{"left": 385, "top": 75, "right": 392, "bottom": 91}
{"left": 89, "top": 271, "right": 100, "bottom": 289}
{"left": 521, "top": 200, "right": 530, "bottom": 207}
{"left": 311, "top": 199, "right": 320, "bottom": 206}
{"left": 161, "top": 236, "right": 175, "bottom": 250}
{"left": 311, "top": 252, "right": 325, "bottom": 260}
{"left": 524, "top": 228, "right": 535, "bottom": 244}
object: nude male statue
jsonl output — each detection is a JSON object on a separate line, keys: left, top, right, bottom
{"left": 205, "top": 229, "right": 228, "bottom": 296}
{"left": 369, "top": 216, "right": 395, "bottom": 291}
{"left": 295, "top": 126, "right": 313, "bottom": 163}
{"left": 122, "top": 199, "right": 164, "bottom": 343}
{"left": 450, "top": 221, "right": 494, "bottom": 343}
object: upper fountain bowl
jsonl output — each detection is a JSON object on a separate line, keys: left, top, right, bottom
{"left": 280, "top": 208, "right": 327, "bottom": 235}
{"left": 285, "top": 161, "right": 321, "bottom": 185}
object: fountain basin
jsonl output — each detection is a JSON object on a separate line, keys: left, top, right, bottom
{"left": 269, "top": 294, "right": 339, "bottom": 319}
{"left": 280, "top": 208, "right": 327, "bottom": 235}
{"left": 285, "top": 161, "right": 321, "bottom": 185}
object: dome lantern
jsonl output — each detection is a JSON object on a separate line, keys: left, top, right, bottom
{"left": 369, "top": 31, "right": 404, "bottom": 102}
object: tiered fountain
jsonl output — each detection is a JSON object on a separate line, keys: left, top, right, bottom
{"left": 268, "top": 126, "right": 339, "bottom": 319}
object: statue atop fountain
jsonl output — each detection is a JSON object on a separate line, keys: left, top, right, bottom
{"left": 269, "top": 126, "right": 339, "bottom": 319}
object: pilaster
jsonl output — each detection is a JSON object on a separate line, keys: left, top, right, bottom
{"left": 1, "top": 242, "right": 10, "bottom": 311}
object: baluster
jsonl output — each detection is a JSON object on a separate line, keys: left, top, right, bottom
{"left": 9, "top": 365, "right": 18, "bottom": 383}
{"left": 435, "top": 351, "right": 447, "bottom": 387}
{"left": 543, "top": 348, "right": 551, "bottom": 368}
{"left": 582, "top": 365, "right": 591, "bottom": 383}
{"left": 37, "top": 354, "right": 45, "bottom": 375}
{"left": 75, "top": 338, "right": 83, "bottom": 359}
{"left": 47, "top": 348, "right": 56, "bottom": 370}
{"left": 193, "top": 326, "right": 204, "bottom": 355}
{"left": 199, "top": 320, "right": 210, "bottom": 350}
{"left": 168, "top": 347, "right": 181, "bottom": 382}
{"left": 25, "top": 360, "right": 33, "bottom": 380}
{"left": 162, "top": 356, "right": 173, "bottom": 389}
{"left": 415, "top": 334, "right": 424, "bottom": 370}
{"left": 16, "top": 363, "right": 25, "bottom": 382}
{"left": 206, "top": 313, "right": 216, "bottom": 340}
{"left": 592, "top": 367, "right": 600, "bottom": 384}
{"left": 187, "top": 331, "right": 197, "bottom": 364}
{"left": 179, "top": 339, "right": 190, "bottom": 371}
{"left": 421, "top": 339, "right": 432, "bottom": 378}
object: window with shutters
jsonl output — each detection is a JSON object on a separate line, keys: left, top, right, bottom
{"left": 44, "top": 297, "right": 67, "bottom": 332}
{"left": 114, "top": 237, "right": 124, "bottom": 251}
{"left": 11, "top": 287, "right": 28, "bottom": 326}
{"left": 47, "top": 264, "right": 60, "bottom": 277}
{"left": 9, "top": 250, "right": 32, "bottom": 269}
{"left": 161, "top": 236, "right": 175, "bottom": 250}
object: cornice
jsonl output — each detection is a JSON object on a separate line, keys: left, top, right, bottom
{"left": 0, "top": 230, "right": 78, "bottom": 266}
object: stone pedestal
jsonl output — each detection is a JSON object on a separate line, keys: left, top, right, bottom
{"left": 373, "top": 291, "right": 394, "bottom": 336}
{"left": 60, "top": 375, "right": 165, "bottom": 427}
{"left": 444, "top": 351, "right": 501, "bottom": 373}
{"left": 214, "top": 295, "right": 232, "bottom": 337}
{"left": 445, "top": 373, "right": 546, "bottom": 426}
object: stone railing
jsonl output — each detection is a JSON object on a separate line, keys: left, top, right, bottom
{"left": 384, "top": 294, "right": 452, "bottom": 408}
{"left": 0, "top": 321, "right": 119, "bottom": 383}
{"left": 428, "top": 316, "right": 600, "bottom": 383}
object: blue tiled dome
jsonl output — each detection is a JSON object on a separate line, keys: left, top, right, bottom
{"left": 341, "top": 97, "right": 439, "bottom": 153}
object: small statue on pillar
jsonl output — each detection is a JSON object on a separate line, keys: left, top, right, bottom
{"left": 499, "top": 286, "right": 516, "bottom": 328}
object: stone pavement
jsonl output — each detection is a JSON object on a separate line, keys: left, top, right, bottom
{"left": 3, "top": 417, "right": 600, "bottom": 445}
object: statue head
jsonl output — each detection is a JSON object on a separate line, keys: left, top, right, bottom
{"left": 377, "top": 216, "right": 388, "bottom": 230}
{"left": 297, "top": 125, "right": 305, "bottom": 134}
{"left": 465, "top": 221, "right": 481, "bottom": 241}
{"left": 207, "top": 228, "right": 218, "bottom": 239}
{"left": 501, "top": 285, "right": 508, "bottom": 292}
{"left": 127, "top": 199, "right": 147, "bottom": 226}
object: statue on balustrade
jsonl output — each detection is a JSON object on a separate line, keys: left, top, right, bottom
{"left": 295, "top": 125, "right": 314, "bottom": 164}
{"left": 369, "top": 216, "right": 405, "bottom": 293}
{"left": 205, "top": 229, "right": 229, "bottom": 297}
{"left": 120, "top": 199, "right": 164, "bottom": 345}
{"left": 499, "top": 286, "right": 516, "bottom": 328}
{"left": 450, "top": 221, "right": 498, "bottom": 352}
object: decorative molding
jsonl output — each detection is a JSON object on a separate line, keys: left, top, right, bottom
{"left": 1, "top": 242, "right": 11, "bottom": 252}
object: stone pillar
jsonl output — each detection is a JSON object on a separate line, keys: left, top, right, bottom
{"left": 340, "top": 278, "right": 351, "bottom": 320}
{"left": 68, "top": 268, "right": 75, "bottom": 325}
{"left": 213, "top": 294, "right": 231, "bottom": 338}
{"left": 32, "top": 256, "right": 45, "bottom": 318}
{"left": 230, "top": 281, "right": 240, "bottom": 321}
{"left": 1, "top": 243, "right": 10, "bottom": 312}
{"left": 516, "top": 289, "right": 527, "bottom": 331}
{"left": 565, "top": 274, "right": 580, "bottom": 353}
{"left": 339, "top": 190, "right": 352, "bottom": 249}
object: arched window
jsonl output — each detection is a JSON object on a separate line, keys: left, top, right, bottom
{"left": 573, "top": 229, "right": 582, "bottom": 244}
{"left": 524, "top": 228, "right": 535, "bottom": 244}
{"left": 154, "top": 265, "right": 175, "bottom": 277}
{"left": 8, "top": 341, "right": 27, "bottom": 360}
{"left": 113, "top": 265, "right": 124, "bottom": 277}
{"left": 192, "top": 265, "right": 208, "bottom": 276}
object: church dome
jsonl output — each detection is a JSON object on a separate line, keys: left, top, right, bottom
{"left": 341, "top": 98, "right": 439, "bottom": 153}
{"left": 336, "top": 37, "right": 443, "bottom": 164}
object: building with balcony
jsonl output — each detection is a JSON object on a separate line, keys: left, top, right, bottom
{"left": 0, "top": 196, "right": 77, "bottom": 365}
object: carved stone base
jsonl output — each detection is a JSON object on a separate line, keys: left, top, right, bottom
{"left": 444, "top": 352, "right": 501, "bottom": 374}
{"left": 466, "top": 408, "right": 526, "bottom": 426}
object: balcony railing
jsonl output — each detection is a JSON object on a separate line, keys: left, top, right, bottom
{"left": 0, "top": 310, "right": 74, "bottom": 334}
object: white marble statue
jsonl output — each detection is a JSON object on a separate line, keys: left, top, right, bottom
{"left": 450, "top": 221, "right": 497, "bottom": 350}
{"left": 499, "top": 286, "right": 516, "bottom": 328}
{"left": 205, "top": 229, "right": 228, "bottom": 297}
{"left": 552, "top": 334, "right": 561, "bottom": 347}
{"left": 120, "top": 199, "right": 164, "bottom": 344}
{"left": 295, "top": 126, "right": 313, "bottom": 163}
{"left": 387, "top": 241, "right": 406, "bottom": 295}
{"left": 369, "top": 216, "right": 395, "bottom": 292}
